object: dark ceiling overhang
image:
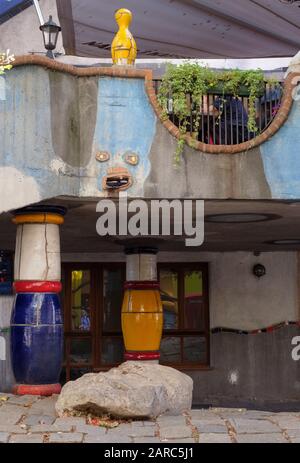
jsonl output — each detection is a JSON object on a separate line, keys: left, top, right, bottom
{"left": 2, "top": 199, "right": 300, "bottom": 253}
{"left": 56, "top": 0, "right": 300, "bottom": 59}
{"left": 0, "top": 0, "right": 32, "bottom": 25}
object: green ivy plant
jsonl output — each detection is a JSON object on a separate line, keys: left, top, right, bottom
{"left": 158, "top": 62, "right": 278, "bottom": 162}
{"left": 0, "top": 50, "right": 14, "bottom": 75}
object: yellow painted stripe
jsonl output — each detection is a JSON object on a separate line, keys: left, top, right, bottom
{"left": 12, "top": 213, "right": 64, "bottom": 225}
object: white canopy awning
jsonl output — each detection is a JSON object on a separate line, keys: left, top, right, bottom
{"left": 57, "top": 0, "right": 300, "bottom": 59}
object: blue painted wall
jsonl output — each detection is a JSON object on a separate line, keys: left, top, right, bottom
{"left": 261, "top": 99, "right": 300, "bottom": 198}
{"left": 0, "top": 68, "right": 157, "bottom": 211}
{"left": 2, "top": 65, "right": 300, "bottom": 210}
{"left": 93, "top": 77, "right": 156, "bottom": 196}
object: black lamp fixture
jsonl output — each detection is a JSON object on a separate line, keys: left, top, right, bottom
{"left": 39, "top": 15, "right": 61, "bottom": 59}
{"left": 253, "top": 264, "right": 266, "bottom": 278}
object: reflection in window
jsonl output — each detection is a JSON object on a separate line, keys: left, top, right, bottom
{"left": 70, "top": 338, "right": 92, "bottom": 364}
{"left": 184, "top": 270, "right": 205, "bottom": 330}
{"left": 70, "top": 368, "right": 92, "bottom": 381}
{"left": 71, "top": 270, "right": 91, "bottom": 331}
{"left": 103, "top": 268, "right": 123, "bottom": 332}
{"left": 160, "top": 337, "right": 181, "bottom": 363}
{"left": 183, "top": 337, "right": 207, "bottom": 363}
{"left": 102, "top": 337, "right": 124, "bottom": 365}
{"left": 159, "top": 269, "right": 178, "bottom": 329}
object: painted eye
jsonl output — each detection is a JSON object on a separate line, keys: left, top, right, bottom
{"left": 124, "top": 152, "right": 139, "bottom": 165}
{"left": 96, "top": 151, "right": 110, "bottom": 162}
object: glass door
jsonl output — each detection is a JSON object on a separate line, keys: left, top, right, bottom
{"left": 100, "top": 267, "right": 125, "bottom": 368}
{"left": 61, "top": 263, "right": 125, "bottom": 382}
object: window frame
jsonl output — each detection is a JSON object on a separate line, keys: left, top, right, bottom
{"left": 62, "top": 261, "right": 210, "bottom": 381}
{"left": 158, "top": 262, "right": 210, "bottom": 369}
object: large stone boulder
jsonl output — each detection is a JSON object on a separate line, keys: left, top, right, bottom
{"left": 55, "top": 361, "right": 193, "bottom": 419}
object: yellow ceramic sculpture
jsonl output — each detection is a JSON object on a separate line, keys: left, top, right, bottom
{"left": 111, "top": 8, "right": 137, "bottom": 65}
{"left": 122, "top": 287, "right": 163, "bottom": 353}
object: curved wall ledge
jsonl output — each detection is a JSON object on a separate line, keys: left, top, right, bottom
{"left": 12, "top": 55, "right": 153, "bottom": 80}
{"left": 146, "top": 72, "right": 300, "bottom": 155}
{"left": 12, "top": 55, "right": 300, "bottom": 155}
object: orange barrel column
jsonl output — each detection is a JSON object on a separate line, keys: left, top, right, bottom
{"left": 122, "top": 247, "right": 163, "bottom": 361}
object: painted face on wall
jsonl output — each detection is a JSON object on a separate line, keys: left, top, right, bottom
{"left": 0, "top": 67, "right": 158, "bottom": 212}
{"left": 92, "top": 77, "right": 156, "bottom": 197}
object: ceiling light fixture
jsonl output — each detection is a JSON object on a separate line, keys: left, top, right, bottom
{"left": 267, "top": 239, "right": 300, "bottom": 245}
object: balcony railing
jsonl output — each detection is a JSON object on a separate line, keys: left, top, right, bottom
{"left": 153, "top": 80, "right": 283, "bottom": 145}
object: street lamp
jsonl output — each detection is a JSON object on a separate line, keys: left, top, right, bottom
{"left": 39, "top": 15, "right": 61, "bottom": 59}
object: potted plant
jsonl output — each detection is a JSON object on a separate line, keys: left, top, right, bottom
{"left": 157, "top": 63, "right": 278, "bottom": 161}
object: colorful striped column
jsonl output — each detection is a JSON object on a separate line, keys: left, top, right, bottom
{"left": 11, "top": 205, "right": 66, "bottom": 396}
{"left": 121, "top": 247, "right": 163, "bottom": 361}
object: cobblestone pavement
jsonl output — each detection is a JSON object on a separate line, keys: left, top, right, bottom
{"left": 0, "top": 394, "right": 299, "bottom": 443}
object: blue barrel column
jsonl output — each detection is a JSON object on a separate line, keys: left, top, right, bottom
{"left": 11, "top": 206, "right": 66, "bottom": 396}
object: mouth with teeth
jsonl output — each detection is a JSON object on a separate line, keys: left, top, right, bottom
{"left": 103, "top": 167, "right": 132, "bottom": 191}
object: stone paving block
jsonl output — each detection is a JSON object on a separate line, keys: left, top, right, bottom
{"left": 54, "top": 417, "right": 86, "bottom": 427}
{"left": 133, "top": 437, "right": 161, "bottom": 443}
{"left": 0, "top": 410, "right": 25, "bottom": 425}
{"left": 236, "top": 433, "right": 288, "bottom": 443}
{"left": 271, "top": 417, "right": 300, "bottom": 430}
{"left": 159, "top": 425, "right": 192, "bottom": 440}
{"left": 107, "top": 423, "right": 133, "bottom": 434}
{"left": 129, "top": 426, "right": 156, "bottom": 437}
{"left": 9, "top": 433, "right": 45, "bottom": 443}
{"left": 219, "top": 411, "right": 273, "bottom": 421}
{"left": 29, "top": 397, "right": 57, "bottom": 416}
{"left": 24, "top": 414, "right": 55, "bottom": 426}
{"left": 131, "top": 420, "right": 156, "bottom": 428}
{"left": 33, "top": 424, "right": 72, "bottom": 433}
{"left": 0, "top": 425, "right": 27, "bottom": 433}
{"left": 29, "top": 425, "right": 56, "bottom": 433}
{"left": 74, "top": 423, "right": 107, "bottom": 435}
{"left": 216, "top": 410, "right": 247, "bottom": 419}
{"left": 162, "top": 438, "right": 196, "bottom": 443}
{"left": 285, "top": 429, "right": 300, "bottom": 439}
{"left": 191, "top": 416, "right": 225, "bottom": 426}
{"left": 0, "top": 404, "right": 26, "bottom": 413}
{"left": 238, "top": 411, "right": 274, "bottom": 419}
{"left": 229, "top": 418, "right": 280, "bottom": 434}
{"left": 0, "top": 432, "right": 9, "bottom": 443}
{"left": 157, "top": 416, "right": 187, "bottom": 426}
{"left": 48, "top": 432, "right": 84, "bottom": 443}
{"left": 6, "top": 395, "right": 38, "bottom": 407}
{"left": 84, "top": 434, "right": 133, "bottom": 443}
{"left": 195, "top": 423, "right": 228, "bottom": 434}
{"left": 143, "top": 421, "right": 157, "bottom": 427}
{"left": 30, "top": 420, "right": 77, "bottom": 433}
{"left": 213, "top": 408, "right": 246, "bottom": 413}
{"left": 199, "top": 433, "right": 232, "bottom": 443}
{"left": 50, "top": 417, "right": 81, "bottom": 431}
{"left": 190, "top": 409, "right": 218, "bottom": 418}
